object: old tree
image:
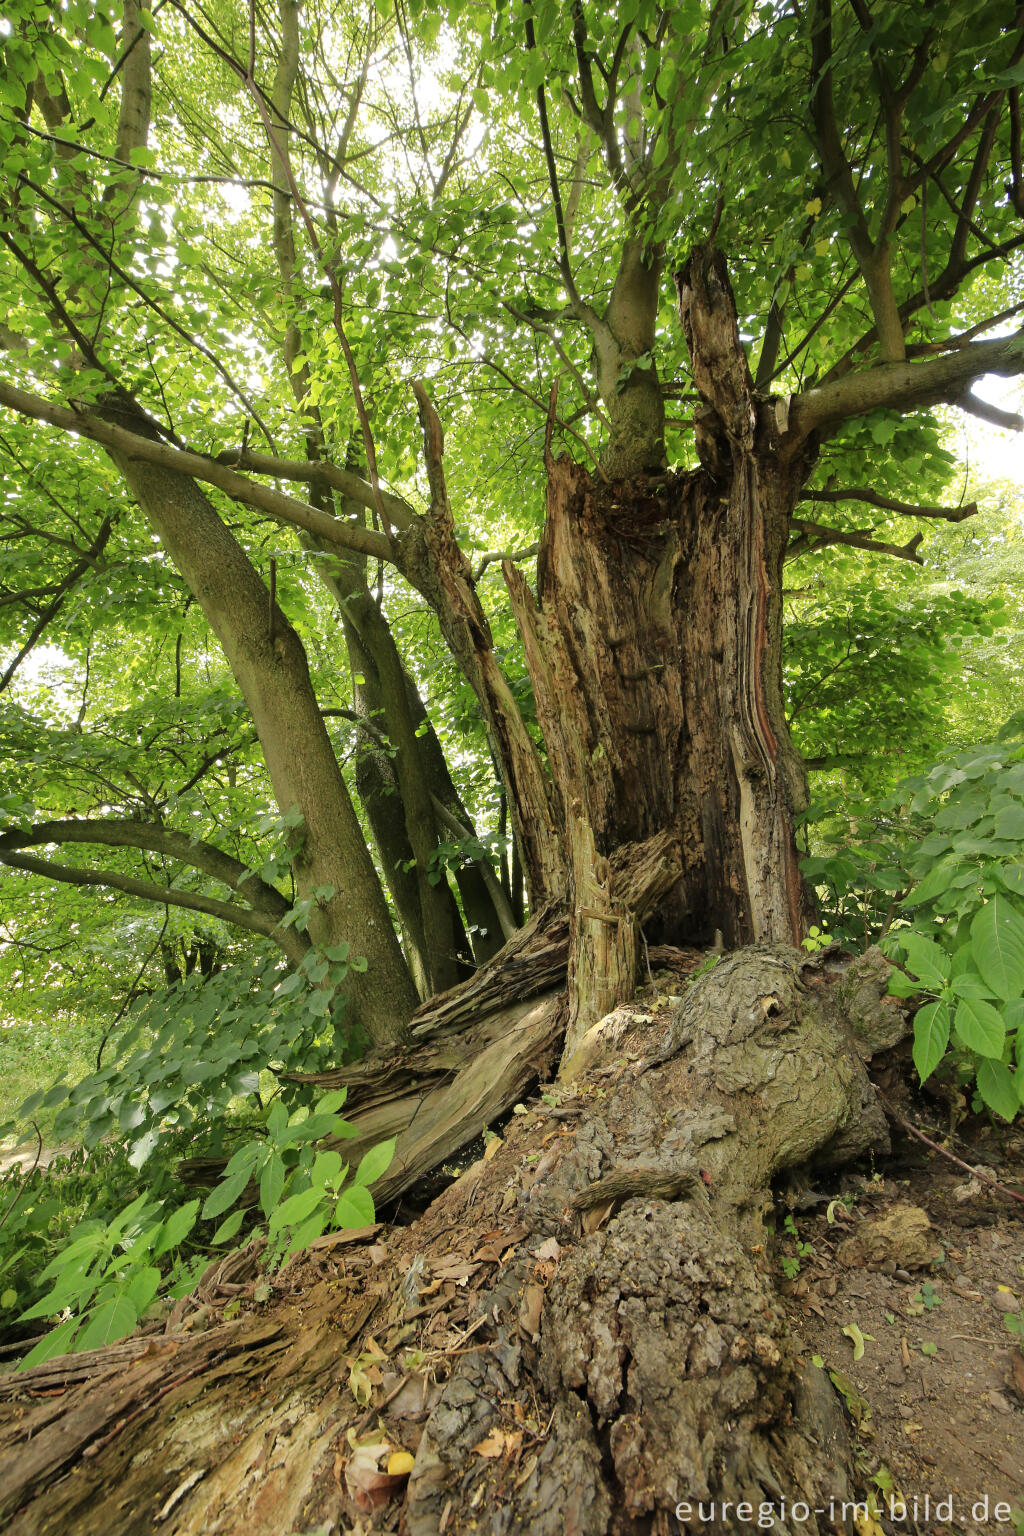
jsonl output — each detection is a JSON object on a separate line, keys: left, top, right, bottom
{"left": 1, "top": 0, "right": 1023, "bottom": 1529}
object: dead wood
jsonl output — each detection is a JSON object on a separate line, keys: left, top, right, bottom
{"left": 0, "top": 944, "right": 906, "bottom": 1536}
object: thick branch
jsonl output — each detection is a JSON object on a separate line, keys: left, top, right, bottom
{"left": 0, "top": 849, "right": 297, "bottom": 946}
{"left": 787, "top": 519, "right": 924, "bottom": 563}
{"left": 0, "top": 380, "right": 395, "bottom": 562}
{"left": 216, "top": 446, "right": 416, "bottom": 530}
{"left": 788, "top": 328, "right": 1024, "bottom": 441}
{"left": 956, "top": 389, "right": 1024, "bottom": 432}
{"left": 0, "top": 817, "right": 281, "bottom": 909}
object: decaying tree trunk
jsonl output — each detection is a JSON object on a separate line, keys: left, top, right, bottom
{"left": 503, "top": 248, "right": 814, "bottom": 1048}
{"left": 0, "top": 945, "right": 906, "bottom": 1536}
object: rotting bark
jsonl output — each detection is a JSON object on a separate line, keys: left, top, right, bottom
{"left": 0, "top": 945, "right": 906, "bottom": 1536}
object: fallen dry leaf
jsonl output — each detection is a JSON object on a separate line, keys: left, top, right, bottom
{"left": 520, "top": 1282, "right": 545, "bottom": 1339}
{"left": 472, "top": 1427, "right": 524, "bottom": 1458}
{"left": 343, "top": 1439, "right": 408, "bottom": 1512}
{"left": 531, "top": 1236, "right": 562, "bottom": 1263}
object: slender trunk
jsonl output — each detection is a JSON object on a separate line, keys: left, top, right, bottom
{"left": 110, "top": 446, "right": 418, "bottom": 1045}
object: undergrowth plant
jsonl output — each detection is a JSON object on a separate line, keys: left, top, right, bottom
{"left": 0, "top": 943, "right": 393, "bottom": 1367}
{"left": 803, "top": 716, "right": 1024, "bottom": 1122}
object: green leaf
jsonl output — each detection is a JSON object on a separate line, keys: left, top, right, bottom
{"left": 202, "top": 1164, "right": 253, "bottom": 1221}
{"left": 335, "top": 1184, "right": 376, "bottom": 1228}
{"left": 912, "top": 1000, "right": 950, "bottom": 1083}
{"left": 17, "top": 1317, "right": 81, "bottom": 1370}
{"left": 976, "top": 1059, "right": 1019, "bottom": 1122}
{"left": 124, "top": 1266, "right": 162, "bottom": 1314}
{"left": 75, "top": 1296, "right": 139, "bottom": 1352}
{"left": 311, "top": 1149, "right": 343, "bottom": 1187}
{"left": 267, "top": 1186, "right": 325, "bottom": 1237}
{"left": 153, "top": 1199, "right": 200, "bottom": 1258}
{"left": 954, "top": 995, "right": 1006, "bottom": 1059}
{"left": 260, "top": 1153, "right": 286, "bottom": 1216}
{"left": 212, "top": 1208, "right": 245, "bottom": 1245}
{"left": 994, "top": 804, "right": 1024, "bottom": 841}
{"left": 897, "top": 931, "right": 950, "bottom": 989}
{"left": 353, "top": 1137, "right": 396, "bottom": 1187}
{"left": 971, "top": 895, "right": 1024, "bottom": 1001}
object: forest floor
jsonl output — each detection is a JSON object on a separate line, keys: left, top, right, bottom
{"left": 777, "top": 1110, "right": 1024, "bottom": 1536}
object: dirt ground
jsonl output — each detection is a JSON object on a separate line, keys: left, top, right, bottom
{"left": 777, "top": 1112, "right": 1024, "bottom": 1536}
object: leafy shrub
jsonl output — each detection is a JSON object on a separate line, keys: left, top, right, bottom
{"left": 0, "top": 945, "right": 393, "bottom": 1365}
{"left": 802, "top": 717, "right": 1024, "bottom": 1120}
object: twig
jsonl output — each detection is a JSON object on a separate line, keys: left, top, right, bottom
{"left": 877, "top": 1091, "right": 1024, "bottom": 1206}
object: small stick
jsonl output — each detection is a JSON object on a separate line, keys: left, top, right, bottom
{"left": 877, "top": 1091, "right": 1024, "bottom": 1206}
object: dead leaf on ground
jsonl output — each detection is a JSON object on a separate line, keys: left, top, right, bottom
{"left": 472, "top": 1427, "right": 524, "bottom": 1458}
{"left": 519, "top": 1283, "right": 545, "bottom": 1338}
{"left": 340, "top": 1437, "right": 409, "bottom": 1511}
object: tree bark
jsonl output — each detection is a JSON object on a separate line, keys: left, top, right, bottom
{"left": 0, "top": 945, "right": 906, "bottom": 1536}
{"left": 500, "top": 245, "right": 814, "bottom": 1047}
{"left": 110, "top": 445, "right": 418, "bottom": 1046}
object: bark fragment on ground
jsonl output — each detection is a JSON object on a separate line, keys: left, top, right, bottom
{"left": 0, "top": 945, "right": 906, "bottom": 1535}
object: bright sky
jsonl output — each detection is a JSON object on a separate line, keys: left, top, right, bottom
{"left": 959, "top": 373, "right": 1024, "bottom": 492}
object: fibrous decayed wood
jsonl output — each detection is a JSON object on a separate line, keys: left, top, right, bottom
{"left": 0, "top": 945, "right": 906, "bottom": 1536}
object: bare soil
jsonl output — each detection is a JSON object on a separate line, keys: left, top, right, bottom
{"left": 779, "top": 1115, "right": 1024, "bottom": 1535}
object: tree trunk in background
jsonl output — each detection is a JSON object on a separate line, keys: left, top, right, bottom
{"left": 111, "top": 443, "right": 418, "bottom": 1047}
{"left": 318, "top": 541, "right": 511, "bottom": 991}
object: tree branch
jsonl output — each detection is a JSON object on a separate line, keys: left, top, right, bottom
{"left": 215, "top": 446, "right": 416, "bottom": 530}
{"left": 955, "top": 389, "right": 1024, "bottom": 432}
{"left": 0, "top": 380, "right": 396, "bottom": 562}
{"left": 787, "top": 519, "right": 924, "bottom": 563}
{"left": 788, "top": 328, "right": 1024, "bottom": 441}
{"left": 798, "top": 487, "right": 979, "bottom": 522}
{"left": 0, "top": 516, "right": 114, "bottom": 694}
{"left": 0, "top": 849, "right": 289, "bottom": 943}
{"left": 0, "top": 818, "right": 310, "bottom": 962}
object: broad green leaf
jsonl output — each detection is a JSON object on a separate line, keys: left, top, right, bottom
{"left": 260, "top": 1153, "right": 286, "bottom": 1217}
{"left": 75, "top": 1296, "right": 139, "bottom": 1352}
{"left": 335, "top": 1184, "right": 376, "bottom": 1228}
{"left": 311, "top": 1150, "right": 343, "bottom": 1188}
{"left": 971, "top": 895, "right": 1024, "bottom": 1001}
{"left": 897, "top": 932, "right": 950, "bottom": 990}
{"left": 153, "top": 1199, "right": 200, "bottom": 1258}
{"left": 353, "top": 1137, "right": 396, "bottom": 1188}
{"left": 975, "top": 1059, "right": 1019, "bottom": 1122}
{"left": 212, "top": 1209, "right": 245, "bottom": 1245}
{"left": 17, "top": 1317, "right": 81, "bottom": 1370}
{"left": 267, "top": 1186, "right": 324, "bottom": 1237}
{"left": 954, "top": 996, "right": 1006, "bottom": 1059}
{"left": 912, "top": 1000, "right": 950, "bottom": 1084}
{"left": 202, "top": 1164, "right": 253, "bottom": 1221}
